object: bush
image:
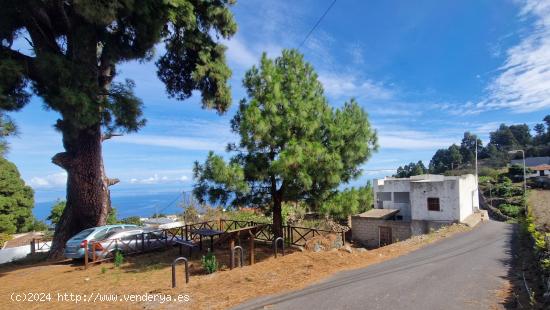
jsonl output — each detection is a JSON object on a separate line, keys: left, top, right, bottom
{"left": 182, "top": 204, "right": 200, "bottom": 224}
{"left": 0, "top": 233, "right": 11, "bottom": 248}
{"left": 498, "top": 204, "right": 522, "bottom": 218}
{"left": 201, "top": 250, "right": 218, "bottom": 274}
{"left": 508, "top": 164, "right": 533, "bottom": 182}
{"left": 282, "top": 202, "right": 307, "bottom": 225}
{"left": 120, "top": 216, "right": 141, "bottom": 225}
{"left": 114, "top": 251, "right": 124, "bottom": 268}
{"left": 30, "top": 220, "right": 49, "bottom": 232}
{"left": 225, "top": 209, "right": 270, "bottom": 224}
{"left": 479, "top": 167, "right": 500, "bottom": 179}
{"left": 494, "top": 177, "right": 523, "bottom": 198}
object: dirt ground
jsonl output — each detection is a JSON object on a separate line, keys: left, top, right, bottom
{"left": 0, "top": 224, "right": 469, "bottom": 310}
{"left": 528, "top": 189, "right": 550, "bottom": 232}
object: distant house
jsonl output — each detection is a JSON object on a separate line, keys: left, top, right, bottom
{"left": 142, "top": 217, "right": 184, "bottom": 229}
{"left": 352, "top": 174, "right": 479, "bottom": 248}
{"left": 510, "top": 156, "right": 550, "bottom": 177}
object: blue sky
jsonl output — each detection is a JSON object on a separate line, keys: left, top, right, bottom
{"left": 5, "top": 0, "right": 550, "bottom": 205}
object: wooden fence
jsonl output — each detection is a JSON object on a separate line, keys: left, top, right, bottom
{"left": 30, "top": 238, "right": 52, "bottom": 254}
{"left": 52, "top": 219, "right": 346, "bottom": 268}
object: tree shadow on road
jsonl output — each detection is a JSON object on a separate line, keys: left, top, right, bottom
{"left": 498, "top": 223, "right": 546, "bottom": 309}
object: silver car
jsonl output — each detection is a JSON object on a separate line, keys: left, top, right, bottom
{"left": 89, "top": 228, "right": 176, "bottom": 259}
{"left": 64, "top": 224, "right": 138, "bottom": 259}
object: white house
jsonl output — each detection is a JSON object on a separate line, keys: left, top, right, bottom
{"left": 352, "top": 174, "right": 479, "bottom": 247}
{"left": 510, "top": 157, "right": 550, "bottom": 178}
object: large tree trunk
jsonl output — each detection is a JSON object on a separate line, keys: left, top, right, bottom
{"left": 48, "top": 124, "right": 116, "bottom": 259}
{"left": 272, "top": 195, "right": 283, "bottom": 238}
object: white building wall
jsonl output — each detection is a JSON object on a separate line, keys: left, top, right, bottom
{"left": 373, "top": 174, "right": 478, "bottom": 223}
{"left": 410, "top": 179, "right": 460, "bottom": 222}
{"left": 458, "top": 174, "right": 478, "bottom": 222}
{"left": 373, "top": 178, "right": 412, "bottom": 220}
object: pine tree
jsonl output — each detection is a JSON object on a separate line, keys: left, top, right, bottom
{"left": 193, "top": 50, "right": 378, "bottom": 237}
{"left": 0, "top": 1, "right": 237, "bottom": 257}
{"left": 0, "top": 157, "right": 34, "bottom": 234}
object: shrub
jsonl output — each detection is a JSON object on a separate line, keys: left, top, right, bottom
{"left": 182, "top": 204, "right": 200, "bottom": 224}
{"left": 114, "top": 251, "right": 124, "bottom": 268}
{"left": 494, "top": 177, "right": 523, "bottom": 198}
{"left": 120, "top": 216, "right": 141, "bottom": 225}
{"left": 225, "top": 209, "right": 270, "bottom": 224}
{"left": 498, "top": 204, "right": 522, "bottom": 218}
{"left": 479, "top": 167, "right": 499, "bottom": 179}
{"left": 282, "top": 202, "right": 307, "bottom": 225}
{"left": 201, "top": 250, "right": 218, "bottom": 274}
{"left": 30, "top": 220, "right": 49, "bottom": 232}
{"left": 0, "top": 233, "right": 11, "bottom": 248}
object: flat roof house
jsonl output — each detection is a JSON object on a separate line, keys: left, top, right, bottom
{"left": 352, "top": 174, "right": 479, "bottom": 248}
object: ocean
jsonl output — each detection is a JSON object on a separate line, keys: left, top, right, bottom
{"left": 34, "top": 191, "right": 195, "bottom": 222}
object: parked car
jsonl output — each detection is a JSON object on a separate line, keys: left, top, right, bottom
{"left": 89, "top": 228, "right": 174, "bottom": 259}
{"left": 64, "top": 224, "right": 138, "bottom": 259}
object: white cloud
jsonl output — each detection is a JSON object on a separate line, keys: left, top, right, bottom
{"left": 224, "top": 36, "right": 258, "bottom": 69}
{"left": 115, "top": 134, "right": 227, "bottom": 152}
{"left": 378, "top": 129, "right": 456, "bottom": 150}
{"left": 478, "top": 0, "right": 550, "bottom": 113}
{"left": 28, "top": 172, "right": 67, "bottom": 189}
{"left": 318, "top": 72, "right": 394, "bottom": 101}
{"left": 129, "top": 174, "right": 190, "bottom": 185}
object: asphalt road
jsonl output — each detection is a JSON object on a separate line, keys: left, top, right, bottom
{"left": 235, "top": 220, "right": 515, "bottom": 310}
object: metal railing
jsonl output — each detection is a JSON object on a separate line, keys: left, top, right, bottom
{"left": 273, "top": 237, "right": 284, "bottom": 258}
{"left": 171, "top": 257, "right": 189, "bottom": 288}
{"left": 231, "top": 246, "right": 244, "bottom": 269}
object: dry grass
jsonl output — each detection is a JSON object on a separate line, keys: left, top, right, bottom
{"left": 528, "top": 189, "right": 550, "bottom": 232}
{"left": 0, "top": 224, "right": 469, "bottom": 310}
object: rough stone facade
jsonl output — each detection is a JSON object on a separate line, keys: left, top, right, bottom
{"left": 351, "top": 217, "right": 412, "bottom": 248}
{"left": 352, "top": 217, "right": 457, "bottom": 248}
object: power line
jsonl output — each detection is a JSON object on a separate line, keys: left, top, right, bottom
{"left": 298, "top": 0, "right": 338, "bottom": 49}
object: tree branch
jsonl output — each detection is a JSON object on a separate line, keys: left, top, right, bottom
{"left": 0, "top": 46, "right": 44, "bottom": 84}
{"left": 106, "top": 178, "right": 120, "bottom": 187}
{"left": 51, "top": 152, "right": 72, "bottom": 169}
{"left": 101, "top": 133, "right": 123, "bottom": 141}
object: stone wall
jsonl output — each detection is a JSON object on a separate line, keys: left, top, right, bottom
{"left": 351, "top": 217, "right": 412, "bottom": 248}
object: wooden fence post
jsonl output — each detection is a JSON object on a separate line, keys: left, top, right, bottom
{"left": 91, "top": 241, "right": 96, "bottom": 262}
{"left": 249, "top": 236, "right": 255, "bottom": 265}
{"left": 342, "top": 231, "right": 346, "bottom": 245}
{"left": 229, "top": 239, "right": 235, "bottom": 270}
{"left": 30, "top": 239, "right": 36, "bottom": 254}
{"left": 84, "top": 240, "right": 88, "bottom": 269}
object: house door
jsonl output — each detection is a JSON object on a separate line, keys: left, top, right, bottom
{"left": 379, "top": 226, "right": 392, "bottom": 247}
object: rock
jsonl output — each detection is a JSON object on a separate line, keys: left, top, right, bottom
{"left": 332, "top": 238, "right": 344, "bottom": 249}
{"left": 313, "top": 243, "right": 322, "bottom": 252}
{"left": 296, "top": 246, "right": 305, "bottom": 252}
{"left": 339, "top": 245, "right": 353, "bottom": 253}
{"left": 357, "top": 248, "right": 367, "bottom": 253}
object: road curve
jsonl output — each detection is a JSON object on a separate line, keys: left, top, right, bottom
{"left": 235, "top": 220, "right": 514, "bottom": 310}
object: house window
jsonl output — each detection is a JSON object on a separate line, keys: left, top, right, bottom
{"left": 427, "top": 198, "right": 440, "bottom": 211}
{"left": 394, "top": 192, "right": 410, "bottom": 203}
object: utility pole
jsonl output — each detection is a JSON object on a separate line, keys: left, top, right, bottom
{"left": 508, "top": 149, "right": 527, "bottom": 214}
{"left": 475, "top": 138, "right": 478, "bottom": 182}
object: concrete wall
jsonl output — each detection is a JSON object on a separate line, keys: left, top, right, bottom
{"left": 374, "top": 178, "right": 412, "bottom": 220}
{"left": 373, "top": 174, "right": 478, "bottom": 224}
{"left": 351, "top": 217, "right": 412, "bottom": 248}
{"left": 410, "top": 179, "right": 460, "bottom": 222}
{"left": 458, "top": 174, "right": 478, "bottom": 222}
